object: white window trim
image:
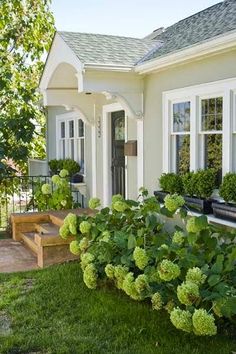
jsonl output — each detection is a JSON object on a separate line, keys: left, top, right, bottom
{"left": 163, "top": 77, "right": 236, "bottom": 176}
{"left": 56, "top": 111, "right": 86, "bottom": 176}
{"left": 102, "top": 103, "right": 127, "bottom": 207}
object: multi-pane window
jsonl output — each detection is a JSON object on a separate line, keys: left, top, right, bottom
{"left": 171, "top": 101, "right": 190, "bottom": 174}
{"left": 59, "top": 122, "right": 66, "bottom": 159}
{"left": 57, "top": 117, "right": 85, "bottom": 174}
{"left": 200, "top": 97, "right": 223, "bottom": 182}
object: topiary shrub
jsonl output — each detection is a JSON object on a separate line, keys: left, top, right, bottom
{"left": 49, "top": 159, "right": 80, "bottom": 177}
{"left": 159, "top": 173, "right": 183, "bottom": 194}
{"left": 183, "top": 169, "right": 216, "bottom": 199}
{"left": 219, "top": 172, "right": 236, "bottom": 203}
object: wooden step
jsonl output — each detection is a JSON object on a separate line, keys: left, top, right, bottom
{"left": 35, "top": 223, "right": 59, "bottom": 235}
{"left": 20, "top": 232, "right": 38, "bottom": 254}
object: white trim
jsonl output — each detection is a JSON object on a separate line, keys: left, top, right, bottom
{"left": 137, "top": 119, "right": 144, "bottom": 190}
{"left": 136, "top": 30, "right": 236, "bottom": 74}
{"left": 163, "top": 77, "right": 236, "bottom": 175}
{"left": 102, "top": 103, "right": 126, "bottom": 207}
{"left": 91, "top": 123, "right": 97, "bottom": 197}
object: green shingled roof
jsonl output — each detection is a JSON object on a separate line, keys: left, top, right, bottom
{"left": 58, "top": 31, "right": 158, "bottom": 66}
{"left": 58, "top": 0, "right": 236, "bottom": 68}
{"left": 140, "top": 0, "right": 236, "bottom": 63}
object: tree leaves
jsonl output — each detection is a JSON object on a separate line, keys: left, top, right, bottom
{"left": 0, "top": 0, "right": 55, "bottom": 172}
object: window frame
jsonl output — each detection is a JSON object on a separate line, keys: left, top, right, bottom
{"left": 163, "top": 77, "right": 236, "bottom": 176}
{"left": 56, "top": 112, "right": 86, "bottom": 176}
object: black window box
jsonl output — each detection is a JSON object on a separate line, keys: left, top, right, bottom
{"left": 184, "top": 196, "right": 213, "bottom": 214}
{"left": 212, "top": 202, "right": 236, "bottom": 222}
{"left": 154, "top": 191, "right": 168, "bottom": 203}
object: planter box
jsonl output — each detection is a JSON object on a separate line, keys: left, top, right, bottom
{"left": 71, "top": 173, "right": 84, "bottom": 183}
{"left": 212, "top": 202, "right": 236, "bottom": 222}
{"left": 184, "top": 196, "right": 213, "bottom": 214}
{"left": 154, "top": 191, "right": 168, "bottom": 203}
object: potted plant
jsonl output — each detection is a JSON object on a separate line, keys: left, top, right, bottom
{"left": 62, "top": 159, "right": 80, "bottom": 178}
{"left": 183, "top": 169, "right": 216, "bottom": 214}
{"left": 212, "top": 172, "right": 236, "bottom": 221}
{"left": 154, "top": 173, "right": 183, "bottom": 202}
{"left": 48, "top": 159, "right": 63, "bottom": 175}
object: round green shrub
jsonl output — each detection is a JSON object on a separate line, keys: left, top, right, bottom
{"left": 183, "top": 169, "right": 216, "bottom": 199}
{"left": 159, "top": 173, "right": 183, "bottom": 194}
{"left": 219, "top": 172, "right": 236, "bottom": 203}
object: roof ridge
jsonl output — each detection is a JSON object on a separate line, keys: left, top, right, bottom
{"left": 57, "top": 30, "right": 147, "bottom": 41}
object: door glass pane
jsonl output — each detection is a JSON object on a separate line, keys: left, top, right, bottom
{"left": 176, "top": 135, "right": 190, "bottom": 174}
{"left": 78, "top": 119, "right": 84, "bottom": 137}
{"left": 115, "top": 117, "right": 125, "bottom": 140}
{"left": 173, "top": 102, "right": 190, "bottom": 133}
{"left": 204, "top": 134, "right": 222, "bottom": 183}
{"left": 61, "top": 122, "right": 65, "bottom": 138}
{"left": 201, "top": 97, "right": 223, "bottom": 131}
{"left": 69, "top": 120, "right": 74, "bottom": 138}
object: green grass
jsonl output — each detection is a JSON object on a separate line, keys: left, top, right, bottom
{"left": 0, "top": 262, "right": 235, "bottom": 354}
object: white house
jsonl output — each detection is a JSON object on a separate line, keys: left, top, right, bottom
{"left": 39, "top": 0, "right": 236, "bottom": 206}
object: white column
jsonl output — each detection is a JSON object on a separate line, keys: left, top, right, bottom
{"left": 91, "top": 104, "right": 97, "bottom": 197}
{"left": 222, "top": 89, "right": 232, "bottom": 175}
{"left": 137, "top": 118, "right": 144, "bottom": 190}
{"left": 190, "top": 95, "right": 199, "bottom": 171}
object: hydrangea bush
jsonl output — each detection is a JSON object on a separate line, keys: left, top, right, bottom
{"left": 33, "top": 170, "right": 74, "bottom": 211}
{"left": 60, "top": 191, "right": 236, "bottom": 336}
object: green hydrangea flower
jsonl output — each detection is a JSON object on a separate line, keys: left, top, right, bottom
{"left": 186, "top": 267, "right": 207, "bottom": 285}
{"left": 177, "top": 281, "right": 200, "bottom": 306}
{"left": 172, "top": 231, "right": 185, "bottom": 245}
{"left": 151, "top": 292, "right": 163, "bottom": 311}
{"left": 79, "top": 237, "right": 89, "bottom": 252}
{"left": 59, "top": 169, "right": 69, "bottom": 178}
{"left": 135, "top": 274, "right": 150, "bottom": 294}
{"left": 41, "top": 183, "right": 52, "bottom": 195}
{"left": 158, "top": 259, "right": 180, "bottom": 281}
{"left": 83, "top": 263, "right": 97, "bottom": 289}
{"left": 170, "top": 308, "right": 193, "bottom": 333}
{"left": 79, "top": 221, "right": 91, "bottom": 234}
{"left": 105, "top": 264, "right": 115, "bottom": 279}
{"left": 159, "top": 244, "right": 169, "bottom": 251}
{"left": 112, "top": 194, "right": 124, "bottom": 203}
{"left": 100, "top": 231, "right": 110, "bottom": 243}
{"left": 133, "top": 247, "right": 149, "bottom": 270}
{"left": 192, "top": 309, "right": 217, "bottom": 336}
{"left": 59, "top": 224, "right": 70, "bottom": 239}
{"left": 113, "top": 201, "right": 128, "bottom": 213}
{"left": 186, "top": 216, "right": 208, "bottom": 234}
{"left": 122, "top": 272, "right": 142, "bottom": 300}
{"left": 80, "top": 252, "right": 95, "bottom": 270}
{"left": 51, "top": 174, "right": 60, "bottom": 185}
{"left": 89, "top": 197, "right": 101, "bottom": 209}
{"left": 64, "top": 213, "right": 77, "bottom": 235}
{"left": 70, "top": 240, "right": 81, "bottom": 255}
{"left": 114, "top": 265, "right": 129, "bottom": 289}
{"left": 164, "top": 194, "right": 185, "bottom": 212}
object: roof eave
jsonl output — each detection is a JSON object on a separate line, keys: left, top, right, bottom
{"left": 84, "top": 63, "right": 134, "bottom": 72}
{"left": 135, "top": 29, "right": 236, "bottom": 75}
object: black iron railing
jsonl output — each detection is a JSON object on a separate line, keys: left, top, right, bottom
{"left": 0, "top": 175, "right": 85, "bottom": 231}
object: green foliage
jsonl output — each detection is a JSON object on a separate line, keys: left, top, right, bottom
{"left": 183, "top": 169, "right": 216, "bottom": 199}
{"left": 32, "top": 171, "right": 73, "bottom": 211}
{"left": 62, "top": 191, "right": 236, "bottom": 336}
{"left": 219, "top": 172, "right": 236, "bottom": 203}
{"left": 49, "top": 159, "right": 80, "bottom": 176}
{"left": 159, "top": 173, "right": 184, "bottom": 194}
{"left": 0, "top": 0, "right": 55, "bottom": 171}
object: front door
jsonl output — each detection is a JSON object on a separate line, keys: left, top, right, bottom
{"left": 111, "top": 110, "right": 125, "bottom": 198}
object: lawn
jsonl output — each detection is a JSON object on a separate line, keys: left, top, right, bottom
{"left": 0, "top": 262, "right": 235, "bottom": 354}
